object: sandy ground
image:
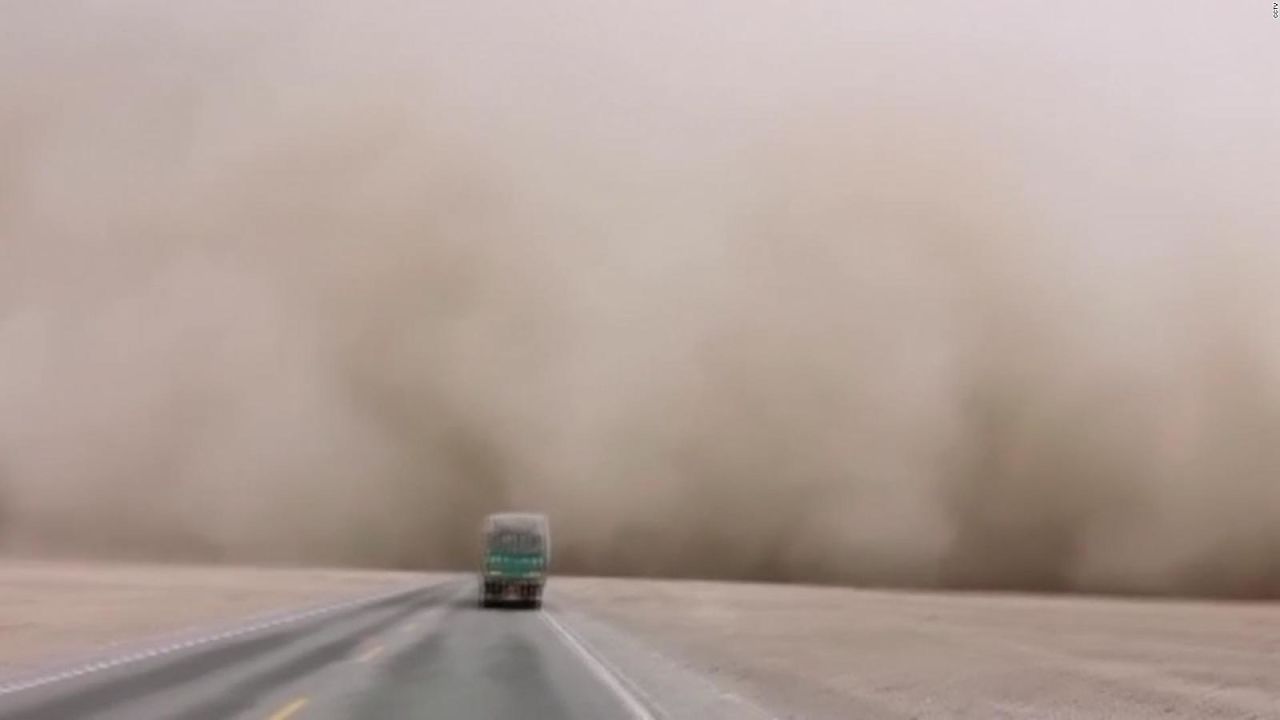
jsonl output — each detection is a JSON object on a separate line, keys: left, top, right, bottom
{"left": 0, "top": 560, "right": 422, "bottom": 676}
{"left": 4, "top": 564, "right": 1277, "bottom": 718}
{"left": 557, "top": 578, "right": 1280, "bottom": 719}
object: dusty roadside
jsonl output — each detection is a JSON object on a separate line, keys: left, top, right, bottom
{"left": 0, "top": 559, "right": 425, "bottom": 675}
{"left": 557, "top": 577, "right": 1280, "bottom": 719}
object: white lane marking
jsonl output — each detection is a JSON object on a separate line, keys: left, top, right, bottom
{"left": 0, "top": 580, "right": 443, "bottom": 698}
{"left": 355, "top": 644, "right": 385, "bottom": 663}
{"left": 266, "top": 696, "right": 309, "bottom": 720}
{"left": 541, "top": 611, "right": 660, "bottom": 720}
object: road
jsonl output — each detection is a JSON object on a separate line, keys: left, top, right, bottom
{"left": 3, "top": 574, "right": 1277, "bottom": 719}
{"left": 0, "top": 578, "right": 651, "bottom": 720}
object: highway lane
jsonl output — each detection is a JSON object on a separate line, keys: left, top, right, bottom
{"left": 340, "top": 594, "right": 642, "bottom": 720}
{"left": 5, "top": 570, "right": 1276, "bottom": 719}
{"left": 0, "top": 578, "right": 649, "bottom": 720}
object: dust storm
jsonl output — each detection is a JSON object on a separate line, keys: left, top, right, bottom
{"left": 0, "top": 1, "right": 1277, "bottom": 596}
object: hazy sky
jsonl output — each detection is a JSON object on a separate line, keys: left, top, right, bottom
{"left": 0, "top": 1, "right": 1277, "bottom": 595}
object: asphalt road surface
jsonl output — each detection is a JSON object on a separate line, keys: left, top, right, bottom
{"left": 4, "top": 574, "right": 1276, "bottom": 719}
{"left": 0, "top": 579, "right": 651, "bottom": 720}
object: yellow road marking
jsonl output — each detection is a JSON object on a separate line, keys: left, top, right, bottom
{"left": 266, "top": 697, "right": 308, "bottom": 720}
{"left": 404, "top": 622, "right": 418, "bottom": 633}
{"left": 357, "top": 644, "right": 384, "bottom": 663}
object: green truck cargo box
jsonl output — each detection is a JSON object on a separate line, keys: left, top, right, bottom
{"left": 479, "top": 512, "right": 550, "bottom": 609}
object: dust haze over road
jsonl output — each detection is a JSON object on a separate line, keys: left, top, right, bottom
{"left": 0, "top": 2, "right": 1277, "bottom": 596}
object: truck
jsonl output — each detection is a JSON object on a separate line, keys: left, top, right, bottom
{"left": 479, "top": 512, "right": 550, "bottom": 609}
